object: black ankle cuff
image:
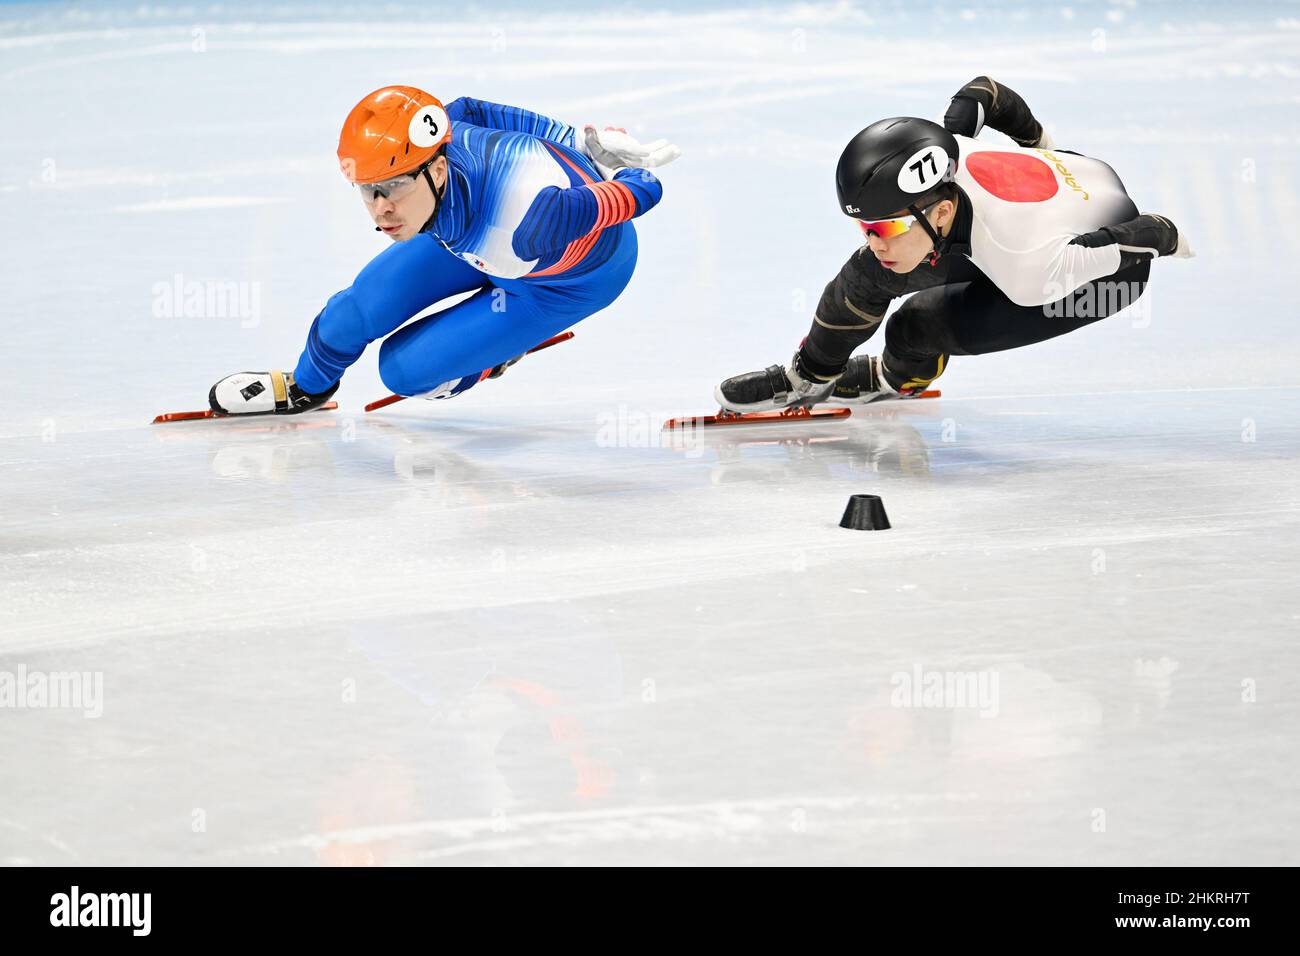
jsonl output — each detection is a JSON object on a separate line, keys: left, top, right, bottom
{"left": 796, "top": 350, "right": 844, "bottom": 382}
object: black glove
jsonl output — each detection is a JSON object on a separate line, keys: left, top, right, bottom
{"left": 1069, "top": 214, "right": 1180, "bottom": 257}
{"left": 944, "top": 94, "right": 985, "bottom": 138}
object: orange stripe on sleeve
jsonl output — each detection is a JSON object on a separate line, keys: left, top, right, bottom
{"left": 590, "top": 181, "right": 637, "bottom": 228}
{"left": 527, "top": 143, "right": 636, "bottom": 278}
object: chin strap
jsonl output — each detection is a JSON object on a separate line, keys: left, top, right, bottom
{"left": 417, "top": 163, "right": 446, "bottom": 234}
{"left": 909, "top": 202, "right": 948, "bottom": 266}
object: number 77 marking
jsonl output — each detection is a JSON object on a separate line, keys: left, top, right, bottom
{"left": 909, "top": 151, "right": 940, "bottom": 183}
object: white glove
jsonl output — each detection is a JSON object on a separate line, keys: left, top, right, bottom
{"left": 582, "top": 125, "right": 681, "bottom": 180}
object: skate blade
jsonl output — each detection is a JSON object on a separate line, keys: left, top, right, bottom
{"left": 663, "top": 389, "right": 941, "bottom": 431}
{"left": 827, "top": 388, "right": 943, "bottom": 406}
{"left": 152, "top": 401, "right": 339, "bottom": 424}
{"left": 662, "top": 406, "right": 852, "bottom": 430}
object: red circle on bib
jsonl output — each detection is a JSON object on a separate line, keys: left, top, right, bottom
{"left": 965, "top": 151, "right": 1058, "bottom": 202}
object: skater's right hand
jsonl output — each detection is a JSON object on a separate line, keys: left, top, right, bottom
{"left": 582, "top": 125, "right": 681, "bottom": 180}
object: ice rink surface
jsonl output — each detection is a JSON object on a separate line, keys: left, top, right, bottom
{"left": 2, "top": 0, "right": 1298, "bottom": 865}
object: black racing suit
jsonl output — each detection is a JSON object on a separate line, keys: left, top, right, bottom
{"left": 799, "top": 77, "right": 1163, "bottom": 392}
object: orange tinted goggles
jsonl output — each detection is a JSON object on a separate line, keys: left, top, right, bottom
{"left": 857, "top": 213, "right": 920, "bottom": 240}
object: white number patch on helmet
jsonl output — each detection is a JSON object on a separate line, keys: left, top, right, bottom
{"left": 408, "top": 104, "right": 450, "bottom": 147}
{"left": 897, "top": 145, "right": 951, "bottom": 194}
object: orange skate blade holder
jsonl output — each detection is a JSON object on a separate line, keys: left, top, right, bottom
{"left": 662, "top": 390, "right": 940, "bottom": 430}
{"left": 662, "top": 405, "right": 851, "bottom": 430}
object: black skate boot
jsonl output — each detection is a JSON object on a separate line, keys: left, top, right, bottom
{"left": 715, "top": 353, "right": 838, "bottom": 414}
{"left": 829, "top": 354, "right": 946, "bottom": 403}
{"left": 209, "top": 370, "right": 339, "bottom": 416}
{"left": 486, "top": 353, "right": 524, "bottom": 379}
{"left": 827, "top": 354, "right": 893, "bottom": 404}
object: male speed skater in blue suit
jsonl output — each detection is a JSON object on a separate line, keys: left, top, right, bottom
{"left": 209, "top": 86, "right": 679, "bottom": 415}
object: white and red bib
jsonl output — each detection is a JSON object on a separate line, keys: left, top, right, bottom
{"left": 953, "top": 134, "right": 1138, "bottom": 306}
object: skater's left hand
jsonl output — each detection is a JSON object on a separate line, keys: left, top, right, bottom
{"left": 583, "top": 125, "right": 681, "bottom": 179}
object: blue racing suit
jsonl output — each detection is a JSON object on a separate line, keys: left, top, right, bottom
{"left": 293, "top": 96, "right": 662, "bottom": 397}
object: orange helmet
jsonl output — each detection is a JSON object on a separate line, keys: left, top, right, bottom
{"left": 337, "top": 86, "right": 452, "bottom": 184}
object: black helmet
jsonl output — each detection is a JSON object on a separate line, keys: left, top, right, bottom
{"left": 835, "top": 117, "right": 959, "bottom": 221}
